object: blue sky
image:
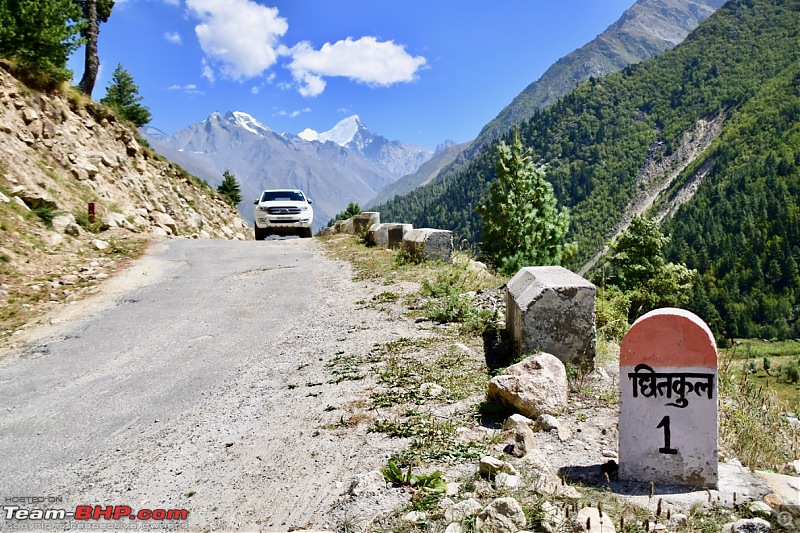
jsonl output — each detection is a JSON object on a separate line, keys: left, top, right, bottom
{"left": 69, "top": 0, "right": 636, "bottom": 148}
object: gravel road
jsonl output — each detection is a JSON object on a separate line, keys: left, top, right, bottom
{"left": 0, "top": 238, "right": 419, "bottom": 531}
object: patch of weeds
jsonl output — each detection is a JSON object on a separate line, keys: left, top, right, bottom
{"left": 74, "top": 211, "right": 104, "bottom": 233}
{"left": 371, "top": 389, "right": 423, "bottom": 408}
{"left": 372, "top": 291, "right": 399, "bottom": 303}
{"left": 325, "top": 354, "right": 364, "bottom": 384}
{"left": 424, "top": 294, "right": 495, "bottom": 333}
{"left": 718, "top": 352, "right": 799, "bottom": 470}
{"left": 378, "top": 353, "right": 420, "bottom": 389}
{"left": 372, "top": 412, "right": 486, "bottom": 464}
{"left": 381, "top": 460, "right": 446, "bottom": 493}
{"left": 30, "top": 206, "right": 57, "bottom": 227}
{"left": 378, "top": 337, "right": 433, "bottom": 356}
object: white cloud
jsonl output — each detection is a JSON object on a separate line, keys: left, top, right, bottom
{"left": 287, "top": 37, "right": 426, "bottom": 97}
{"left": 164, "top": 31, "right": 182, "bottom": 44}
{"left": 275, "top": 107, "right": 311, "bottom": 118}
{"left": 168, "top": 84, "right": 203, "bottom": 94}
{"left": 186, "top": 0, "right": 288, "bottom": 80}
{"left": 183, "top": 2, "right": 426, "bottom": 96}
{"left": 201, "top": 58, "right": 215, "bottom": 83}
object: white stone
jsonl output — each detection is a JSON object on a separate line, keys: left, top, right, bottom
{"left": 721, "top": 518, "right": 771, "bottom": 533}
{"left": 575, "top": 507, "right": 616, "bottom": 533}
{"left": 400, "top": 511, "right": 426, "bottom": 523}
{"left": 488, "top": 352, "right": 568, "bottom": 419}
{"left": 475, "top": 498, "right": 526, "bottom": 533}
{"left": 348, "top": 470, "right": 385, "bottom": 496}
{"left": 479, "top": 456, "right": 518, "bottom": 479}
{"left": 386, "top": 223, "right": 413, "bottom": 249}
{"left": 536, "top": 414, "right": 560, "bottom": 431}
{"left": 747, "top": 501, "right": 773, "bottom": 519}
{"left": 444, "top": 498, "right": 482, "bottom": 523}
{"left": 351, "top": 211, "right": 380, "bottom": 234}
{"left": 444, "top": 523, "right": 463, "bottom": 533}
{"left": 494, "top": 472, "right": 520, "bottom": 489}
{"left": 92, "top": 239, "right": 109, "bottom": 251}
{"left": 367, "top": 223, "right": 389, "bottom": 247}
{"left": 51, "top": 213, "right": 76, "bottom": 234}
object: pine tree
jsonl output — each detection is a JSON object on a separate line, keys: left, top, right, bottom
{"left": 606, "top": 215, "right": 696, "bottom": 320}
{"left": 217, "top": 170, "right": 242, "bottom": 207}
{"left": 0, "top": 0, "right": 82, "bottom": 86}
{"left": 477, "top": 126, "right": 573, "bottom": 275}
{"left": 100, "top": 64, "right": 151, "bottom": 126}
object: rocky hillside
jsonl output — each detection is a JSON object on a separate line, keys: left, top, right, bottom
{"left": 0, "top": 64, "right": 249, "bottom": 341}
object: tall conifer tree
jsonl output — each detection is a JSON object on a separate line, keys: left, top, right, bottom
{"left": 477, "top": 126, "right": 572, "bottom": 275}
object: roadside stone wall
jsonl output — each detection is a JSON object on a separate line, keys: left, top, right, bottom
{"left": 329, "top": 212, "right": 453, "bottom": 263}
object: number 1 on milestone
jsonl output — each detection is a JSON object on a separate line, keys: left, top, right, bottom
{"left": 657, "top": 415, "right": 678, "bottom": 455}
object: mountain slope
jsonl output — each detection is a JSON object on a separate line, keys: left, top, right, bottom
{"left": 147, "top": 113, "right": 433, "bottom": 228}
{"left": 377, "top": 0, "right": 799, "bottom": 338}
{"left": 420, "top": 0, "right": 724, "bottom": 196}
{"left": 367, "top": 141, "right": 470, "bottom": 207}
{"left": 300, "top": 115, "right": 433, "bottom": 176}
{"left": 473, "top": 0, "right": 725, "bottom": 149}
{"left": 147, "top": 112, "right": 401, "bottom": 229}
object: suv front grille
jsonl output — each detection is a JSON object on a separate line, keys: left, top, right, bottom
{"left": 266, "top": 206, "right": 302, "bottom": 215}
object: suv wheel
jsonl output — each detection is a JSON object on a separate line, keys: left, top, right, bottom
{"left": 300, "top": 227, "right": 313, "bottom": 238}
{"left": 254, "top": 226, "right": 270, "bottom": 240}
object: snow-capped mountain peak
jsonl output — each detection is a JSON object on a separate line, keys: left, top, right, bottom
{"left": 297, "top": 128, "right": 320, "bottom": 142}
{"left": 297, "top": 115, "right": 365, "bottom": 147}
{"left": 225, "top": 111, "right": 271, "bottom": 136}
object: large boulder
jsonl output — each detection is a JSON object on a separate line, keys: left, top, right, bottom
{"left": 506, "top": 266, "right": 596, "bottom": 366}
{"left": 475, "top": 498, "right": 526, "bottom": 533}
{"left": 488, "top": 352, "right": 568, "bottom": 418}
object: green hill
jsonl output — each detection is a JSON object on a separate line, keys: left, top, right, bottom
{"left": 376, "top": 0, "right": 799, "bottom": 339}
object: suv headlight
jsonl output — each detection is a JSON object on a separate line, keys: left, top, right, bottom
{"left": 299, "top": 206, "right": 308, "bottom": 211}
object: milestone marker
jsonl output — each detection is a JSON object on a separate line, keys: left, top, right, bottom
{"left": 619, "top": 308, "right": 718, "bottom": 489}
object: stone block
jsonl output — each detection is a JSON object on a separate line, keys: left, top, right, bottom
{"left": 506, "top": 266, "right": 596, "bottom": 365}
{"left": 401, "top": 228, "right": 453, "bottom": 262}
{"left": 351, "top": 211, "right": 380, "bottom": 234}
{"left": 333, "top": 218, "right": 354, "bottom": 234}
{"left": 367, "top": 223, "right": 389, "bottom": 247}
{"left": 387, "top": 223, "right": 412, "bottom": 249}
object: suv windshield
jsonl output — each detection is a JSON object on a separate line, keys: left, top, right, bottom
{"left": 261, "top": 191, "right": 305, "bottom": 202}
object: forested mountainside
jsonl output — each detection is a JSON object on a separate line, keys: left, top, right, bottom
{"left": 377, "top": 0, "right": 799, "bottom": 339}
{"left": 473, "top": 0, "right": 724, "bottom": 149}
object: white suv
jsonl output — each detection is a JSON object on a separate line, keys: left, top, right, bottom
{"left": 253, "top": 189, "right": 314, "bottom": 240}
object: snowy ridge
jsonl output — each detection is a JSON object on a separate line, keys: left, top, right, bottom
{"left": 226, "top": 111, "right": 271, "bottom": 136}
{"left": 298, "top": 115, "right": 364, "bottom": 146}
